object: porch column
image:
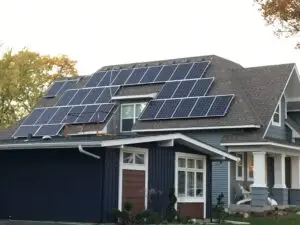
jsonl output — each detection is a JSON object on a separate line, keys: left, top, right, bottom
{"left": 290, "top": 156, "right": 300, "bottom": 205}
{"left": 272, "top": 153, "right": 288, "bottom": 205}
{"left": 251, "top": 152, "right": 268, "bottom": 207}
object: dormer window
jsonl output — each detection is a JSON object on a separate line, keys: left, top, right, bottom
{"left": 272, "top": 103, "right": 281, "bottom": 126}
{"left": 121, "top": 103, "right": 146, "bottom": 132}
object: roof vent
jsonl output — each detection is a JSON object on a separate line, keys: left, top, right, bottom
{"left": 42, "top": 135, "right": 52, "bottom": 140}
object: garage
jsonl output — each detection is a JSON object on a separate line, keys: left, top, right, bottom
{"left": 0, "top": 148, "right": 105, "bottom": 222}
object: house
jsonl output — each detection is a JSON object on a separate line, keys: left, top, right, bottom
{"left": 0, "top": 55, "right": 299, "bottom": 223}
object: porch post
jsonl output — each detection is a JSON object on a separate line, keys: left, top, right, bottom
{"left": 251, "top": 152, "right": 268, "bottom": 207}
{"left": 272, "top": 153, "right": 288, "bottom": 205}
{"left": 290, "top": 156, "right": 300, "bottom": 205}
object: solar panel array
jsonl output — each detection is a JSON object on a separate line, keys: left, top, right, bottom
{"left": 12, "top": 59, "right": 235, "bottom": 138}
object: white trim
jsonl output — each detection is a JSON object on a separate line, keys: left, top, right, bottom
{"left": 247, "top": 152, "right": 254, "bottom": 182}
{"left": 263, "top": 66, "right": 296, "bottom": 138}
{"left": 221, "top": 141, "right": 300, "bottom": 151}
{"left": 235, "top": 153, "right": 244, "bottom": 181}
{"left": 271, "top": 103, "right": 281, "bottom": 127}
{"left": 228, "top": 161, "right": 231, "bottom": 207}
{"left": 118, "top": 147, "right": 148, "bottom": 210}
{"left": 112, "top": 93, "right": 157, "bottom": 101}
{"left": 132, "top": 125, "right": 260, "bottom": 133}
{"left": 175, "top": 152, "right": 206, "bottom": 219}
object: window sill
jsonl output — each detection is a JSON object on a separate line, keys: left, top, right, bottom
{"left": 236, "top": 177, "right": 244, "bottom": 181}
{"left": 271, "top": 121, "right": 281, "bottom": 127}
{"left": 177, "top": 197, "right": 204, "bottom": 203}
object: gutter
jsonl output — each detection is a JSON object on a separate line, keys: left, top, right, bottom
{"left": 78, "top": 145, "right": 100, "bottom": 159}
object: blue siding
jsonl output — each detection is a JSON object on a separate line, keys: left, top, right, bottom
{"left": 212, "top": 161, "right": 228, "bottom": 205}
{"left": 148, "top": 147, "right": 175, "bottom": 215}
{"left": 266, "top": 96, "right": 290, "bottom": 140}
{"left": 102, "top": 148, "right": 120, "bottom": 222}
{"left": 0, "top": 149, "right": 104, "bottom": 222}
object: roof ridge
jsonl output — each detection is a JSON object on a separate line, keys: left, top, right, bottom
{"left": 246, "top": 63, "right": 296, "bottom": 70}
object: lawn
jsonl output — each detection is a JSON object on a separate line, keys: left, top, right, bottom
{"left": 224, "top": 214, "right": 300, "bottom": 225}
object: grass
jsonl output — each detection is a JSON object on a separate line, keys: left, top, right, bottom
{"left": 223, "top": 213, "right": 300, "bottom": 225}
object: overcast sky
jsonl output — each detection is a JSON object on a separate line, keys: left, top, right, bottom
{"left": 1, "top": 0, "right": 299, "bottom": 75}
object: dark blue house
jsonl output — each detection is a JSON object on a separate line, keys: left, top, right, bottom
{"left": 0, "top": 55, "right": 299, "bottom": 223}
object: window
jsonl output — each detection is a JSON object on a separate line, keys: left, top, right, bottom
{"left": 247, "top": 152, "right": 254, "bottom": 181}
{"left": 123, "top": 151, "right": 145, "bottom": 165}
{"left": 236, "top": 153, "right": 244, "bottom": 181}
{"left": 176, "top": 153, "right": 206, "bottom": 202}
{"left": 121, "top": 103, "right": 146, "bottom": 132}
{"left": 272, "top": 104, "right": 281, "bottom": 126}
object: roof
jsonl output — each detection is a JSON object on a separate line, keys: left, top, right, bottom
{"left": 0, "top": 54, "right": 296, "bottom": 143}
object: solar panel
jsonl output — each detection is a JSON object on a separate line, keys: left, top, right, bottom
{"left": 169, "top": 63, "right": 193, "bottom": 80}
{"left": 82, "top": 87, "right": 104, "bottom": 104}
{"left": 75, "top": 104, "right": 99, "bottom": 123}
{"left": 139, "top": 100, "right": 165, "bottom": 120}
{"left": 48, "top": 106, "right": 72, "bottom": 124}
{"left": 172, "top": 98, "right": 198, "bottom": 118}
{"left": 13, "top": 125, "right": 40, "bottom": 138}
{"left": 207, "top": 95, "right": 234, "bottom": 117}
{"left": 35, "top": 107, "right": 59, "bottom": 125}
{"left": 125, "top": 67, "right": 147, "bottom": 85}
{"left": 68, "top": 88, "right": 91, "bottom": 105}
{"left": 154, "top": 65, "right": 177, "bottom": 82}
{"left": 22, "top": 108, "right": 46, "bottom": 125}
{"left": 58, "top": 79, "right": 78, "bottom": 95}
{"left": 155, "top": 99, "right": 181, "bottom": 119}
{"left": 96, "top": 88, "right": 112, "bottom": 103}
{"left": 139, "top": 66, "right": 162, "bottom": 84}
{"left": 34, "top": 124, "right": 63, "bottom": 137}
{"left": 156, "top": 81, "right": 180, "bottom": 99}
{"left": 90, "top": 103, "right": 115, "bottom": 123}
{"left": 189, "top": 96, "right": 215, "bottom": 117}
{"left": 63, "top": 106, "right": 86, "bottom": 123}
{"left": 98, "top": 70, "right": 119, "bottom": 86}
{"left": 172, "top": 80, "right": 196, "bottom": 98}
{"left": 44, "top": 81, "right": 65, "bottom": 98}
{"left": 189, "top": 78, "right": 214, "bottom": 97}
{"left": 85, "top": 71, "right": 106, "bottom": 87}
{"left": 186, "top": 61, "right": 210, "bottom": 79}
{"left": 56, "top": 89, "right": 78, "bottom": 106}
{"left": 112, "top": 69, "right": 133, "bottom": 86}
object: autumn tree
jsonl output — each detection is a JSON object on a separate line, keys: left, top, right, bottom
{"left": 0, "top": 49, "right": 77, "bottom": 128}
{"left": 255, "top": 0, "right": 300, "bottom": 48}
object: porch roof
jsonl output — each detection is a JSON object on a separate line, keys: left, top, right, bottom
{"left": 0, "top": 133, "right": 238, "bottom": 161}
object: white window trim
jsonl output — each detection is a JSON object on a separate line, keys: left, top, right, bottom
{"left": 120, "top": 102, "right": 146, "bottom": 133}
{"left": 247, "top": 152, "right": 254, "bottom": 182}
{"left": 236, "top": 153, "right": 244, "bottom": 181}
{"left": 272, "top": 103, "right": 281, "bottom": 127}
{"left": 174, "top": 152, "right": 206, "bottom": 218}
{"left": 118, "top": 147, "right": 148, "bottom": 210}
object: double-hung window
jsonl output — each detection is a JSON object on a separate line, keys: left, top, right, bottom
{"left": 272, "top": 104, "right": 281, "bottom": 126}
{"left": 236, "top": 153, "right": 244, "bottom": 181}
{"left": 176, "top": 153, "right": 206, "bottom": 202}
{"left": 121, "top": 103, "right": 146, "bottom": 132}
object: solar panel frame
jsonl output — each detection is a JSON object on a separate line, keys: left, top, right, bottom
{"left": 63, "top": 105, "right": 86, "bottom": 124}
{"left": 48, "top": 106, "right": 72, "bottom": 124}
{"left": 185, "top": 61, "right": 210, "bottom": 79}
{"left": 172, "top": 97, "right": 198, "bottom": 119}
{"left": 82, "top": 87, "right": 104, "bottom": 105}
{"left": 112, "top": 68, "right": 133, "bottom": 86}
{"left": 75, "top": 104, "right": 100, "bottom": 124}
{"left": 169, "top": 63, "right": 194, "bottom": 81}
{"left": 156, "top": 81, "right": 180, "bottom": 99}
{"left": 89, "top": 103, "right": 115, "bottom": 123}
{"left": 189, "top": 96, "right": 216, "bottom": 118}
{"left": 96, "top": 88, "right": 113, "bottom": 103}
{"left": 154, "top": 64, "right": 177, "bottom": 82}
{"left": 138, "top": 100, "right": 165, "bottom": 120}
{"left": 12, "top": 125, "right": 41, "bottom": 138}
{"left": 125, "top": 67, "right": 148, "bottom": 85}
{"left": 44, "top": 81, "right": 65, "bottom": 98}
{"left": 34, "top": 124, "right": 64, "bottom": 137}
{"left": 22, "top": 108, "right": 46, "bottom": 125}
{"left": 98, "top": 70, "right": 119, "bottom": 86}
{"left": 35, "top": 107, "right": 59, "bottom": 125}
{"left": 171, "top": 79, "right": 197, "bottom": 98}
{"left": 206, "top": 94, "right": 234, "bottom": 117}
{"left": 155, "top": 99, "right": 181, "bottom": 119}
{"left": 57, "top": 79, "right": 78, "bottom": 95}
{"left": 68, "top": 88, "right": 92, "bottom": 105}
{"left": 188, "top": 78, "right": 214, "bottom": 97}
{"left": 139, "top": 66, "right": 163, "bottom": 84}
{"left": 85, "top": 71, "right": 107, "bottom": 87}
{"left": 56, "top": 89, "right": 78, "bottom": 106}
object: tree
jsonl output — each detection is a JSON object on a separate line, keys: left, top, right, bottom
{"left": 0, "top": 49, "right": 77, "bottom": 128}
{"left": 255, "top": 0, "right": 300, "bottom": 48}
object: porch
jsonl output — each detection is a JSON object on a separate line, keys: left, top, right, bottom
{"left": 228, "top": 144, "right": 300, "bottom": 207}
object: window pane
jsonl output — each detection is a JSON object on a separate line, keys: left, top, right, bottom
{"left": 273, "top": 113, "right": 279, "bottom": 123}
{"left": 187, "top": 159, "right": 195, "bottom": 168}
{"left": 135, "top": 103, "right": 147, "bottom": 118}
{"left": 196, "top": 160, "right": 203, "bottom": 169}
{"left": 275, "top": 105, "right": 279, "bottom": 113}
{"left": 178, "top": 158, "right": 186, "bottom": 168}
{"left": 238, "top": 166, "right": 243, "bottom": 177}
{"left": 123, "top": 152, "right": 133, "bottom": 163}
{"left": 135, "top": 153, "right": 145, "bottom": 164}
{"left": 121, "top": 119, "right": 134, "bottom": 132}
{"left": 196, "top": 172, "right": 203, "bottom": 197}
{"left": 187, "top": 172, "right": 195, "bottom": 197}
{"left": 248, "top": 153, "right": 254, "bottom": 178}
{"left": 178, "top": 171, "right": 185, "bottom": 196}
{"left": 122, "top": 105, "right": 134, "bottom": 119}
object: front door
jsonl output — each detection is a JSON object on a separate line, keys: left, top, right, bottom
{"left": 119, "top": 148, "right": 148, "bottom": 213}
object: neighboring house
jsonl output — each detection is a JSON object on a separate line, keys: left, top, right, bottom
{"left": 0, "top": 55, "right": 299, "bottom": 223}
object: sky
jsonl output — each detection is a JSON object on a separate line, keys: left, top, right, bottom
{"left": 0, "top": 0, "right": 299, "bottom": 75}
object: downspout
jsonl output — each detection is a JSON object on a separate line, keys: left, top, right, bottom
{"left": 78, "top": 145, "right": 100, "bottom": 159}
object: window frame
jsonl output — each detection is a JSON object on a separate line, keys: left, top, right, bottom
{"left": 247, "top": 152, "right": 254, "bottom": 181}
{"left": 120, "top": 102, "right": 147, "bottom": 133}
{"left": 175, "top": 152, "right": 206, "bottom": 203}
{"left": 272, "top": 103, "right": 281, "bottom": 127}
{"left": 236, "top": 153, "right": 244, "bottom": 181}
